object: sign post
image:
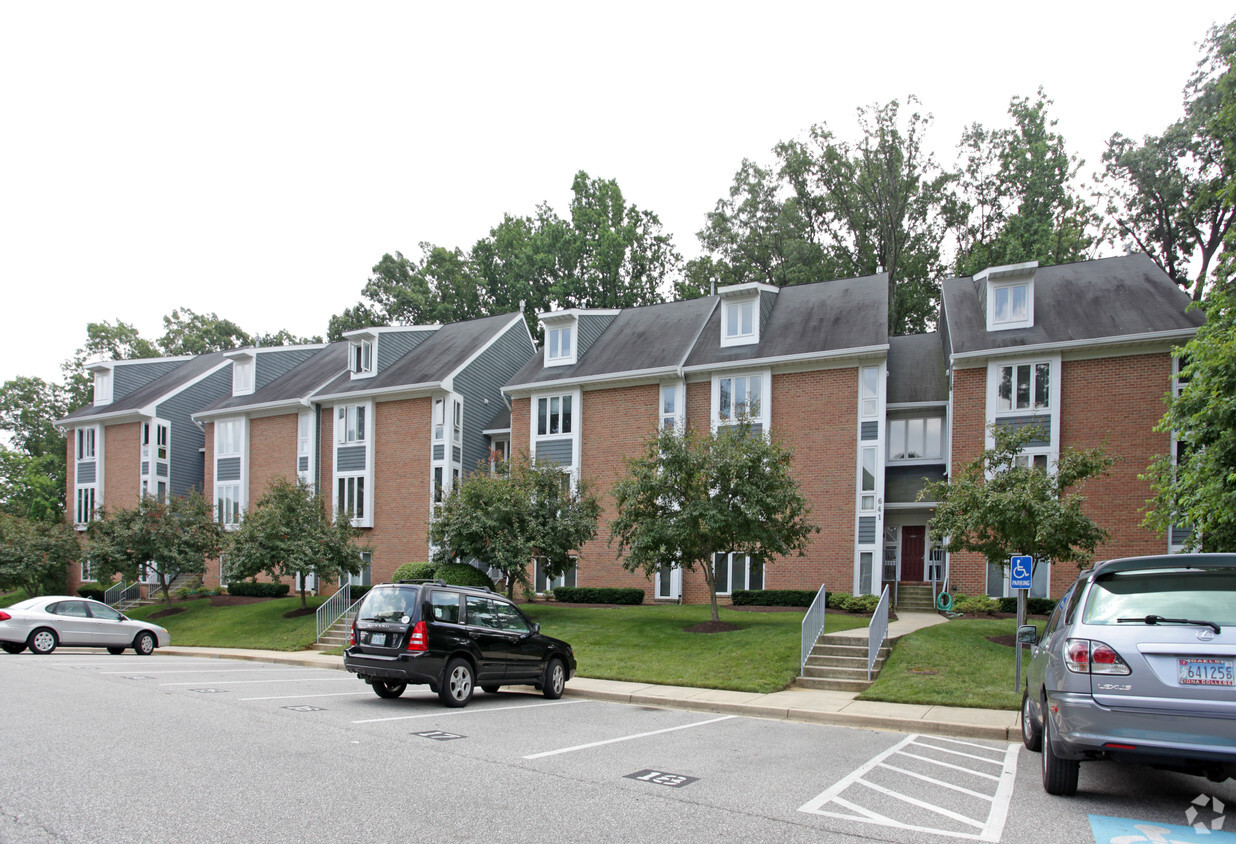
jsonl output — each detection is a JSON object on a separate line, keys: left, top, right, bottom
{"left": 1010, "top": 555, "right": 1033, "bottom": 692}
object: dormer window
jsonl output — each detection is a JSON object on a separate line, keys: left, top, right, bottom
{"left": 547, "top": 325, "right": 573, "bottom": 363}
{"left": 540, "top": 312, "right": 579, "bottom": 367}
{"left": 232, "top": 357, "right": 254, "bottom": 395}
{"left": 92, "top": 368, "right": 113, "bottom": 406}
{"left": 979, "top": 261, "right": 1036, "bottom": 331}
{"left": 350, "top": 339, "right": 373, "bottom": 376}
{"left": 718, "top": 283, "right": 774, "bottom": 348}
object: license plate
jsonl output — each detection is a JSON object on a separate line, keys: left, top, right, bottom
{"left": 1178, "top": 657, "right": 1234, "bottom": 686}
{"left": 368, "top": 632, "right": 387, "bottom": 647}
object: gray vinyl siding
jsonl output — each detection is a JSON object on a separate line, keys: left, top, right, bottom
{"left": 76, "top": 462, "right": 96, "bottom": 484}
{"left": 858, "top": 516, "right": 877, "bottom": 544}
{"left": 575, "top": 314, "right": 618, "bottom": 359}
{"left": 451, "top": 322, "right": 536, "bottom": 476}
{"left": 861, "top": 421, "right": 878, "bottom": 441}
{"left": 994, "top": 414, "right": 1051, "bottom": 447}
{"left": 112, "top": 360, "right": 185, "bottom": 402}
{"left": 156, "top": 368, "right": 232, "bottom": 497}
{"left": 433, "top": 444, "right": 445, "bottom": 461}
{"left": 337, "top": 445, "right": 367, "bottom": 472}
{"left": 256, "top": 348, "right": 319, "bottom": 391}
{"left": 378, "top": 330, "right": 432, "bottom": 371}
{"left": 535, "top": 438, "right": 573, "bottom": 466}
{"left": 216, "top": 457, "right": 241, "bottom": 482}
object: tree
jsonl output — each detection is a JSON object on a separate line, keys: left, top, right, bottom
{"left": 86, "top": 492, "right": 223, "bottom": 609}
{"left": 951, "top": 90, "right": 1103, "bottom": 278}
{"left": 0, "top": 376, "right": 69, "bottom": 521}
{"left": 920, "top": 426, "right": 1114, "bottom": 576}
{"left": 610, "top": 419, "right": 818, "bottom": 623}
{"left": 1143, "top": 252, "right": 1236, "bottom": 551}
{"left": 226, "top": 478, "right": 367, "bottom": 608}
{"left": 159, "top": 307, "right": 253, "bottom": 356}
{"left": 430, "top": 456, "right": 600, "bottom": 598}
{"left": 252, "top": 328, "right": 322, "bottom": 347}
{"left": 1101, "top": 17, "right": 1236, "bottom": 301}
{"left": 60, "top": 320, "right": 161, "bottom": 408}
{"left": 0, "top": 513, "right": 80, "bottom": 597}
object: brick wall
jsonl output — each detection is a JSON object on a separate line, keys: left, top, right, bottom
{"left": 946, "top": 366, "right": 990, "bottom": 596}
{"left": 366, "top": 397, "right": 433, "bottom": 582}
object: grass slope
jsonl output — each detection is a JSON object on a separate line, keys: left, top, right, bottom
{"left": 126, "top": 596, "right": 328, "bottom": 651}
{"left": 524, "top": 604, "right": 868, "bottom": 694}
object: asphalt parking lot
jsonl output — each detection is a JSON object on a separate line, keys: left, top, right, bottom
{"left": 3, "top": 652, "right": 1234, "bottom": 843}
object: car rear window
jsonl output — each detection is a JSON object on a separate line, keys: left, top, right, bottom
{"left": 358, "top": 587, "right": 420, "bottom": 622}
{"left": 1083, "top": 568, "right": 1236, "bottom": 626}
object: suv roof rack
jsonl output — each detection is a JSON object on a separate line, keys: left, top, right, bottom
{"left": 388, "top": 579, "right": 494, "bottom": 594}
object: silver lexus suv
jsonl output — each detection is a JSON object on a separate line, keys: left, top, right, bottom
{"left": 1018, "top": 554, "right": 1236, "bottom": 795}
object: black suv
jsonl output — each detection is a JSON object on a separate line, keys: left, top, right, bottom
{"left": 343, "top": 580, "right": 576, "bottom": 707}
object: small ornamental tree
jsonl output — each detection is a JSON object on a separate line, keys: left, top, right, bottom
{"left": 0, "top": 513, "right": 80, "bottom": 597}
{"left": 86, "top": 491, "right": 222, "bottom": 609}
{"left": 226, "top": 478, "right": 368, "bottom": 609}
{"left": 920, "top": 425, "right": 1115, "bottom": 577}
{"left": 430, "top": 455, "right": 600, "bottom": 598}
{"left": 610, "top": 419, "right": 818, "bottom": 623}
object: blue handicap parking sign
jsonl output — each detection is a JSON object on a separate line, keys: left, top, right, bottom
{"left": 1010, "top": 555, "right": 1033, "bottom": 589}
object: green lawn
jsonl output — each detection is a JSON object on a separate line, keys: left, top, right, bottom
{"left": 859, "top": 618, "right": 1024, "bottom": 710}
{"left": 523, "top": 604, "right": 868, "bottom": 694}
{"left": 126, "top": 596, "right": 328, "bottom": 651}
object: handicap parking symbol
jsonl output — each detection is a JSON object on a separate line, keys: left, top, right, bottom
{"left": 1089, "top": 813, "right": 1236, "bottom": 843}
{"left": 1010, "top": 555, "right": 1033, "bottom": 589}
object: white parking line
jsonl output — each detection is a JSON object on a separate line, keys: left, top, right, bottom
{"left": 352, "top": 699, "right": 588, "bottom": 723}
{"left": 103, "top": 667, "right": 315, "bottom": 675}
{"left": 799, "top": 734, "right": 1019, "bottom": 842}
{"left": 523, "top": 714, "right": 737, "bottom": 760}
{"left": 160, "top": 674, "right": 351, "bottom": 686}
{"left": 241, "top": 691, "right": 375, "bottom": 701}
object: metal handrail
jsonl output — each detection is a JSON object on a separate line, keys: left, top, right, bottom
{"left": 316, "top": 584, "right": 361, "bottom": 641}
{"left": 106, "top": 581, "right": 140, "bottom": 608}
{"left": 800, "top": 582, "right": 827, "bottom": 674}
{"left": 868, "top": 584, "right": 891, "bottom": 681}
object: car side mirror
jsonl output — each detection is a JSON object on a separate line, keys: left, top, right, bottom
{"left": 1016, "top": 624, "right": 1039, "bottom": 645}
{"left": 531, "top": 622, "right": 540, "bottom": 634}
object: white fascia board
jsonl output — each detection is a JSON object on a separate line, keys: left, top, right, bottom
{"left": 312, "top": 380, "right": 441, "bottom": 405}
{"left": 343, "top": 325, "right": 440, "bottom": 340}
{"left": 717, "top": 281, "right": 779, "bottom": 298}
{"left": 538, "top": 308, "right": 620, "bottom": 324}
{"left": 887, "top": 400, "right": 950, "bottom": 410}
{"left": 948, "top": 329, "right": 1198, "bottom": 363}
{"left": 680, "top": 343, "right": 891, "bottom": 375}
{"left": 482, "top": 427, "right": 512, "bottom": 436}
{"left": 194, "top": 397, "right": 302, "bottom": 423}
{"left": 503, "top": 365, "right": 681, "bottom": 399}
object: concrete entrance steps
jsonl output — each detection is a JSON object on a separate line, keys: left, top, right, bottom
{"left": 896, "top": 583, "right": 936, "bottom": 612}
{"left": 796, "top": 611, "right": 948, "bottom": 692}
{"left": 312, "top": 613, "right": 354, "bottom": 652}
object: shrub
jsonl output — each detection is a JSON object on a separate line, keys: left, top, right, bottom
{"left": 436, "top": 563, "right": 495, "bottom": 590}
{"left": 826, "top": 591, "right": 852, "bottom": 610}
{"left": 392, "top": 562, "right": 437, "bottom": 582}
{"left": 76, "top": 583, "right": 107, "bottom": 602}
{"left": 996, "top": 596, "right": 1058, "bottom": 615}
{"left": 226, "top": 581, "right": 290, "bottom": 598}
{"left": 840, "top": 594, "right": 881, "bottom": 613}
{"left": 953, "top": 594, "right": 999, "bottom": 614}
{"left": 551, "top": 587, "right": 644, "bottom": 605}
{"left": 349, "top": 584, "right": 372, "bottom": 601}
{"left": 173, "top": 586, "right": 196, "bottom": 599}
{"left": 731, "top": 589, "right": 817, "bottom": 607}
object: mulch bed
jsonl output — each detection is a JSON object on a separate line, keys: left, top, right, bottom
{"left": 208, "top": 595, "right": 271, "bottom": 607}
{"left": 149, "top": 607, "right": 186, "bottom": 619}
{"left": 282, "top": 607, "right": 317, "bottom": 619}
{"left": 685, "top": 620, "right": 744, "bottom": 633}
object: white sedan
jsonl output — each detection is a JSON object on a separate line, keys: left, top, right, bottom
{"left": 0, "top": 596, "right": 170, "bottom": 655}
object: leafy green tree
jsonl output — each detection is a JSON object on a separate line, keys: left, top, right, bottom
{"left": 0, "top": 450, "right": 65, "bottom": 522}
{"left": 0, "top": 376, "right": 69, "bottom": 521}
{"left": 60, "top": 320, "right": 161, "bottom": 408}
{"left": 1143, "top": 251, "right": 1236, "bottom": 551}
{"left": 430, "top": 456, "right": 600, "bottom": 598}
{"left": 920, "top": 426, "right": 1114, "bottom": 576}
{"left": 225, "top": 478, "right": 367, "bottom": 608}
{"left": 0, "top": 513, "right": 80, "bottom": 597}
{"left": 86, "top": 492, "right": 223, "bottom": 609}
{"left": 950, "top": 90, "right": 1103, "bottom": 278}
{"left": 252, "top": 328, "right": 322, "bottom": 347}
{"left": 1101, "top": 17, "right": 1236, "bottom": 301}
{"left": 159, "top": 308, "right": 253, "bottom": 356}
{"left": 610, "top": 419, "right": 818, "bottom": 622}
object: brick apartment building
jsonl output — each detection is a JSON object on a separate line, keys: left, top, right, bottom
{"left": 57, "top": 255, "right": 1201, "bottom": 602}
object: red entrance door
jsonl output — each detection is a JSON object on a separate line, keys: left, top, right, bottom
{"left": 901, "top": 526, "right": 925, "bottom": 581}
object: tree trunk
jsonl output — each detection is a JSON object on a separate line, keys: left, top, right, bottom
{"left": 300, "top": 585, "right": 308, "bottom": 610}
{"left": 701, "top": 560, "right": 720, "bottom": 623}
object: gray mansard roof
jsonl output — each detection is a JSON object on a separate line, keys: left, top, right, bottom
{"left": 886, "top": 333, "right": 948, "bottom": 405}
{"left": 194, "top": 343, "right": 348, "bottom": 418}
{"left": 941, "top": 253, "right": 1204, "bottom": 358}
{"left": 507, "top": 273, "right": 890, "bottom": 390}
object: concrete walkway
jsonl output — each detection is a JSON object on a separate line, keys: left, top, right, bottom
{"left": 160, "top": 609, "right": 1022, "bottom": 743}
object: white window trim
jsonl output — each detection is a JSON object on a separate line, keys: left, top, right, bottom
{"left": 659, "top": 380, "right": 685, "bottom": 432}
{"left": 73, "top": 425, "right": 103, "bottom": 530}
{"left": 711, "top": 552, "right": 762, "bottom": 596}
{"left": 655, "top": 563, "right": 682, "bottom": 600}
{"left": 430, "top": 392, "right": 464, "bottom": 512}
{"left": 987, "top": 279, "right": 1034, "bottom": 331}
{"left": 296, "top": 409, "right": 314, "bottom": 487}
{"left": 886, "top": 416, "right": 946, "bottom": 464}
{"left": 141, "top": 418, "right": 171, "bottom": 502}
{"left": 710, "top": 369, "right": 771, "bottom": 433}
{"left": 985, "top": 355, "right": 1061, "bottom": 469}
{"left": 534, "top": 556, "right": 578, "bottom": 593}
{"left": 720, "top": 296, "right": 760, "bottom": 348}
{"left": 213, "top": 417, "right": 248, "bottom": 529}
{"left": 349, "top": 338, "right": 375, "bottom": 378}
{"left": 530, "top": 389, "right": 581, "bottom": 486}
{"left": 230, "top": 354, "right": 255, "bottom": 396}
{"left": 545, "top": 323, "right": 577, "bottom": 367}
{"left": 334, "top": 400, "right": 374, "bottom": 528}
{"left": 92, "top": 368, "right": 113, "bottom": 406}
{"left": 854, "top": 363, "right": 885, "bottom": 592}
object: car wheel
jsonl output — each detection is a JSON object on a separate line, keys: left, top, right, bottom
{"left": 2, "top": 642, "right": 26, "bottom": 654}
{"left": 542, "top": 658, "right": 566, "bottom": 700}
{"left": 372, "top": 680, "right": 406, "bottom": 699}
{"left": 133, "top": 631, "right": 156, "bottom": 656}
{"left": 1041, "top": 694, "right": 1079, "bottom": 796}
{"left": 27, "top": 628, "right": 57, "bottom": 655}
{"left": 439, "top": 658, "right": 474, "bottom": 708}
{"left": 107, "top": 646, "right": 125, "bottom": 655}
{"left": 1021, "top": 686, "right": 1042, "bottom": 752}
{"left": 481, "top": 685, "right": 501, "bottom": 694}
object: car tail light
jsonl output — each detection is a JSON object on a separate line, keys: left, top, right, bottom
{"left": 1065, "top": 638, "right": 1131, "bottom": 675}
{"left": 0, "top": 611, "right": 10, "bottom": 621}
{"left": 406, "top": 620, "right": 427, "bottom": 652}
{"left": 349, "top": 623, "right": 356, "bottom": 647}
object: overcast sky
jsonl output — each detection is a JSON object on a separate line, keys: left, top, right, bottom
{"left": 0, "top": 1, "right": 1228, "bottom": 389}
